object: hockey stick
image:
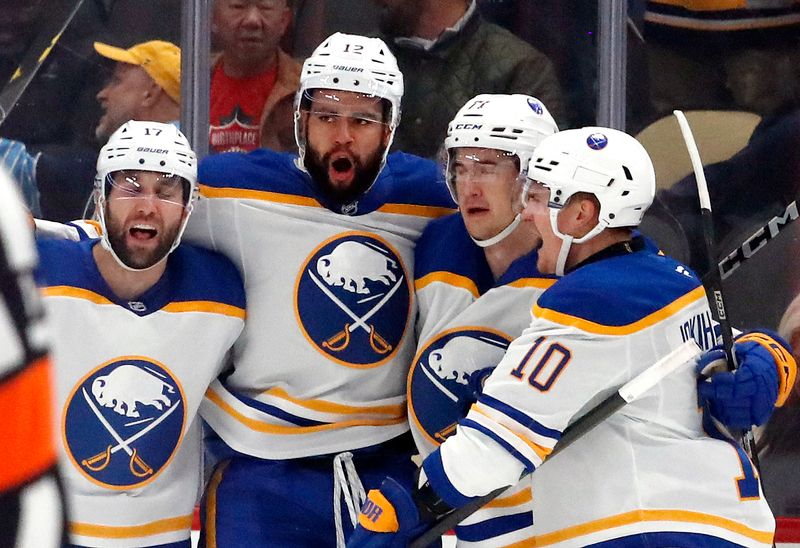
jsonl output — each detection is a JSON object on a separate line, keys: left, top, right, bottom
{"left": 673, "top": 110, "right": 763, "bottom": 471}
{"left": 0, "top": 0, "right": 86, "bottom": 127}
{"left": 409, "top": 339, "right": 702, "bottom": 548}
{"left": 716, "top": 200, "right": 799, "bottom": 281}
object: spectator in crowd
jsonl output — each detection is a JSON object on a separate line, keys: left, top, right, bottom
{"left": 92, "top": 40, "right": 181, "bottom": 142}
{"left": 643, "top": 0, "right": 800, "bottom": 122}
{"left": 372, "top": 0, "right": 565, "bottom": 158}
{"left": 210, "top": 0, "right": 301, "bottom": 153}
{"left": 0, "top": 40, "right": 181, "bottom": 222}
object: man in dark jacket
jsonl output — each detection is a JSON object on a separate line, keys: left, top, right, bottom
{"left": 374, "top": 0, "right": 564, "bottom": 158}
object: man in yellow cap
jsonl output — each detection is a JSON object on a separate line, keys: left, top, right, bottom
{"left": 93, "top": 40, "right": 181, "bottom": 141}
{"left": 0, "top": 39, "right": 182, "bottom": 221}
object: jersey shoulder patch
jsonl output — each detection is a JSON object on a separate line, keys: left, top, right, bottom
{"left": 167, "top": 244, "right": 246, "bottom": 311}
{"left": 414, "top": 213, "right": 494, "bottom": 294}
{"left": 35, "top": 238, "right": 98, "bottom": 289}
{"left": 538, "top": 249, "right": 703, "bottom": 328}
{"left": 379, "top": 152, "right": 455, "bottom": 210}
{"left": 496, "top": 248, "right": 556, "bottom": 287}
{"left": 199, "top": 149, "right": 314, "bottom": 199}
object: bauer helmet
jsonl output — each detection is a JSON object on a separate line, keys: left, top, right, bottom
{"left": 95, "top": 120, "right": 197, "bottom": 271}
{"left": 294, "top": 33, "right": 403, "bottom": 169}
{"left": 524, "top": 127, "right": 655, "bottom": 274}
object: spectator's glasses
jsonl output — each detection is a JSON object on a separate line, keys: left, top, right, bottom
{"left": 105, "top": 170, "right": 190, "bottom": 209}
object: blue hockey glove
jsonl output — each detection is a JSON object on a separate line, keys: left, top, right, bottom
{"left": 696, "top": 330, "right": 797, "bottom": 429}
{"left": 348, "top": 477, "right": 426, "bottom": 548}
{"left": 455, "top": 366, "right": 495, "bottom": 415}
{"left": 0, "top": 138, "right": 41, "bottom": 216}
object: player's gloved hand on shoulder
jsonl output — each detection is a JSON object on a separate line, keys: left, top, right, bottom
{"left": 456, "top": 366, "right": 495, "bottom": 415}
{"left": 0, "top": 138, "right": 41, "bottom": 216}
{"left": 348, "top": 477, "right": 428, "bottom": 548}
{"left": 696, "top": 330, "right": 797, "bottom": 429}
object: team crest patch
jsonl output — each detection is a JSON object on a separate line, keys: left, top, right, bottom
{"left": 587, "top": 132, "right": 608, "bottom": 150}
{"left": 409, "top": 328, "right": 511, "bottom": 445}
{"left": 527, "top": 97, "right": 544, "bottom": 115}
{"left": 62, "top": 357, "right": 186, "bottom": 489}
{"left": 295, "top": 232, "right": 411, "bottom": 368}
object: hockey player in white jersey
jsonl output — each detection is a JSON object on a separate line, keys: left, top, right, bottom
{"left": 36, "top": 121, "right": 246, "bottom": 548}
{"left": 182, "top": 33, "right": 455, "bottom": 547}
{"left": 411, "top": 93, "right": 559, "bottom": 546}
{"left": 352, "top": 127, "right": 795, "bottom": 547}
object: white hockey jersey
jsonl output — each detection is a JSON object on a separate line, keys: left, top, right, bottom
{"left": 412, "top": 213, "right": 556, "bottom": 546}
{"left": 434, "top": 238, "right": 775, "bottom": 547}
{"left": 412, "top": 213, "right": 556, "bottom": 458}
{"left": 37, "top": 239, "right": 245, "bottom": 548}
{"left": 184, "top": 149, "right": 455, "bottom": 459}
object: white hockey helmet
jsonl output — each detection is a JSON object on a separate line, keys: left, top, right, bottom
{"left": 95, "top": 120, "right": 198, "bottom": 271}
{"left": 294, "top": 32, "right": 403, "bottom": 164}
{"left": 445, "top": 94, "right": 558, "bottom": 247}
{"left": 524, "top": 127, "right": 655, "bottom": 273}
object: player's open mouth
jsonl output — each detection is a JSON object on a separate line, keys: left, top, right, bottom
{"left": 129, "top": 224, "right": 158, "bottom": 241}
{"left": 329, "top": 156, "right": 355, "bottom": 185}
{"left": 466, "top": 206, "right": 490, "bottom": 215}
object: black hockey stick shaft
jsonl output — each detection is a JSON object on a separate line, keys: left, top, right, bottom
{"left": 409, "top": 340, "right": 701, "bottom": 548}
{"left": 673, "top": 111, "right": 762, "bottom": 471}
{"left": 715, "top": 200, "right": 799, "bottom": 282}
{"left": 0, "top": 0, "right": 85, "bottom": 127}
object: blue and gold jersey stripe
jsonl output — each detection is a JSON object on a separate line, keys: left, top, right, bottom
{"left": 533, "top": 285, "right": 706, "bottom": 336}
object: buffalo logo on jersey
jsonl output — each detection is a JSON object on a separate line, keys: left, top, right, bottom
{"left": 62, "top": 357, "right": 186, "bottom": 489}
{"left": 295, "top": 233, "right": 411, "bottom": 368}
{"left": 409, "top": 329, "right": 511, "bottom": 444}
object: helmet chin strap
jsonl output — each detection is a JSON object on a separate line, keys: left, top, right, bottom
{"left": 548, "top": 208, "right": 606, "bottom": 276}
{"left": 554, "top": 234, "right": 573, "bottom": 277}
{"left": 470, "top": 214, "right": 521, "bottom": 248}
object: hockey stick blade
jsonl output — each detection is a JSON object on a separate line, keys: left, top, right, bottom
{"left": 409, "top": 340, "right": 701, "bottom": 548}
{"left": 716, "top": 201, "right": 799, "bottom": 281}
{"left": 0, "top": 0, "right": 86, "bottom": 127}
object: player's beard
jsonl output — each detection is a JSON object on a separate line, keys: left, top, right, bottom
{"left": 105, "top": 208, "right": 182, "bottom": 270}
{"left": 304, "top": 145, "right": 385, "bottom": 204}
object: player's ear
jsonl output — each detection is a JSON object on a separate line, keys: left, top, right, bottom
{"left": 572, "top": 193, "right": 601, "bottom": 237}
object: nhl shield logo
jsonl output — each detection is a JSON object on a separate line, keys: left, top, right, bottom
{"left": 295, "top": 231, "right": 411, "bottom": 368}
{"left": 62, "top": 356, "right": 186, "bottom": 489}
{"left": 408, "top": 328, "right": 511, "bottom": 446}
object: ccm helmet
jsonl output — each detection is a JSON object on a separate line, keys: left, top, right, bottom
{"left": 95, "top": 120, "right": 197, "bottom": 271}
{"left": 445, "top": 94, "right": 558, "bottom": 247}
